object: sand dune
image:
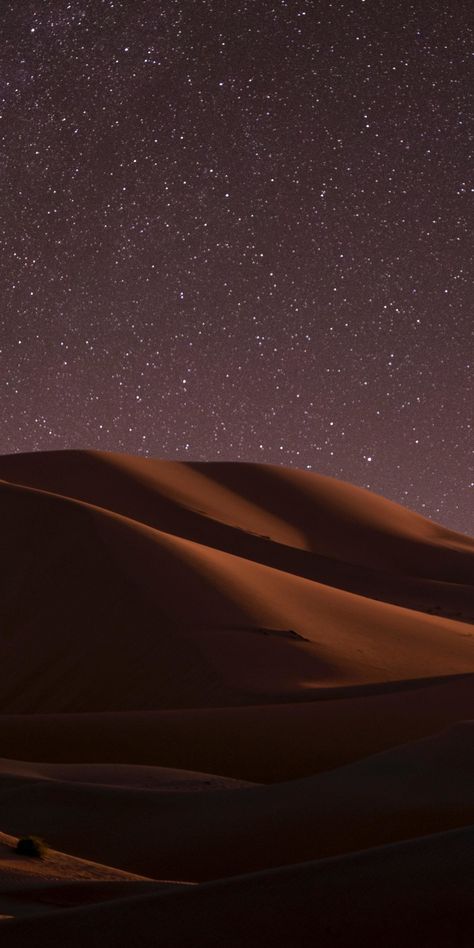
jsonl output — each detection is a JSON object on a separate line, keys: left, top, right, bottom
{"left": 0, "top": 450, "right": 472, "bottom": 611}
{"left": 0, "top": 674, "right": 472, "bottom": 785}
{"left": 0, "top": 474, "right": 472, "bottom": 712}
{"left": 0, "top": 831, "right": 153, "bottom": 887}
{"left": 0, "top": 723, "right": 472, "bottom": 881}
{"left": 0, "top": 449, "right": 471, "bottom": 562}
{"left": 1, "top": 826, "right": 473, "bottom": 947}
{"left": 0, "top": 759, "right": 254, "bottom": 792}
{"left": 0, "top": 829, "right": 168, "bottom": 922}
{"left": 0, "top": 449, "right": 472, "bottom": 941}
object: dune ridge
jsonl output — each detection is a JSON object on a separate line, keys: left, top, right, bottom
{"left": 0, "top": 471, "right": 472, "bottom": 713}
{"left": 0, "top": 723, "right": 473, "bottom": 882}
{"left": 0, "top": 449, "right": 472, "bottom": 942}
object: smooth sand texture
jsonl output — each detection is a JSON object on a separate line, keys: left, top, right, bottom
{"left": 0, "top": 831, "right": 153, "bottom": 886}
{"left": 1, "top": 827, "right": 473, "bottom": 947}
{"left": 1, "top": 674, "right": 474, "bottom": 783}
{"left": 0, "top": 829, "right": 172, "bottom": 921}
{"left": 0, "top": 474, "right": 472, "bottom": 712}
{"left": 0, "top": 450, "right": 472, "bottom": 942}
{"left": 0, "top": 724, "right": 473, "bottom": 881}
{"left": 0, "top": 759, "right": 255, "bottom": 791}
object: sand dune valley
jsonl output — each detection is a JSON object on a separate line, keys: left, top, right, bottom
{"left": 0, "top": 448, "right": 472, "bottom": 946}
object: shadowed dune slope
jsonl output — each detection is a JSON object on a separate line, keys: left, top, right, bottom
{"left": 0, "top": 723, "right": 473, "bottom": 881}
{"left": 0, "top": 449, "right": 472, "bottom": 942}
{"left": 0, "top": 831, "right": 184, "bottom": 922}
{"left": 1, "top": 826, "right": 473, "bottom": 948}
{"left": 0, "top": 449, "right": 472, "bottom": 586}
{"left": 0, "top": 760, "right": 254, "bottom": 792}
{"left": 0, "top": 676, "right": 474, "bottom": 783}
{"left": 0, "top": 474, "right": 472, "bottom": 712}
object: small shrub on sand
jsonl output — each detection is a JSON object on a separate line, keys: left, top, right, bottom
{"left": 16, "top": 836, "right": 48, "bottom": 859}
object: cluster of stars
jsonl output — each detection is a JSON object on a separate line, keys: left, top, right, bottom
{"left": 0, "top": 0, "right": 472, "bottom": 532}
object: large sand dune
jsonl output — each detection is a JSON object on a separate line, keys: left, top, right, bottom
{"left": 0, "top": 472, "right": 472, "bottom": 712}
{"left": 0, "top": 450, "right": 472, "bottom": 941}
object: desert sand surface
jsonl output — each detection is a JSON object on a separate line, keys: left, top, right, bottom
{"left": 0, "top": 829, "right": 188, "bottom": 922}
{"left": 0, "top": 723, "right": 473, "bottom": 881}
{"left": 0, "top": 759, "right": 255, "bottom": 791}
{"left": 0, "top": 449, "right": 472, "bottom": 943}
{"left": 1, "top": 827, "right": 473, "bottom": 947}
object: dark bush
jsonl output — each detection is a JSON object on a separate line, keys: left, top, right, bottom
{"left": 15, "top": 835, "right": 48, "bottom": 859}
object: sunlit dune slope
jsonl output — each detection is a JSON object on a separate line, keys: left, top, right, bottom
{"left": 0, "top": 475, "right": 472, "bottom": 712}
{"left": 0, "top": 449, "right": 472, "bottom": 581}
{"left": 0, "top": 830, "right": 153, "bottom": 886}
{"left": 0, "top": 448, "right": 472, "bottom": 942}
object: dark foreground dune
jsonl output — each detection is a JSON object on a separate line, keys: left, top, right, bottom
{"left": 0, "top": 449, "right": 472, "bottom": 943}
{"left": 0, "top": 723, "right": 473, "bottom": 882}
{"left": 1, "top": 827, "right": 473, "bottom": 948}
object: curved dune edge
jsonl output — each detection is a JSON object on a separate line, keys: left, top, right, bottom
{"left": 0, "top": 831, "right": 153, "bottom": 886}
{"left": 0, "top": 673, "right": 473, "bottom": 782}
{"left": 0, "top": 830, "right": 192, "bottom": 922}
{"left": 0, "top": 449, "right": 472, "bottom": 567}
{"left": 0, "top": 760, "right": 256, "bottom": 792}
{"left": 2, "top": 452, "right": 472, "bottom": 621}
{"left": 0, "top": 722, "right": 473, "bottom": 881}
{"left": 0, "top": 450, "right": 472, "bottom": 940}
{"left": 0, "top": 475, "right": 472, "bottom": 712}
{"left": 0, "top": 826, "right": 473, "bottom": 947}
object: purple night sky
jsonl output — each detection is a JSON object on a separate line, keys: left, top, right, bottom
{"left": 0, "top": 0, "right": 472, "bottom": 532}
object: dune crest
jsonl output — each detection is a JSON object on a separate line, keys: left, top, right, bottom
{"left": 0, "top": 450, "right": 472, "bottom": 941}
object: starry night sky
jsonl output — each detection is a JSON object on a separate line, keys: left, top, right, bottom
{"left": 1, "top": 0, "right": 472, "bottom": 532}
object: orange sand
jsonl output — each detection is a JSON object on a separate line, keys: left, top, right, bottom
{"left": 0, "top": 450, "right": 471, "bottom": 943}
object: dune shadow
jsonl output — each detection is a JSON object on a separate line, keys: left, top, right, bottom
{"left": 186, "top": 462, "right": 474, "bottom": 585}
